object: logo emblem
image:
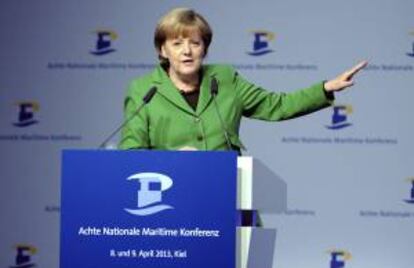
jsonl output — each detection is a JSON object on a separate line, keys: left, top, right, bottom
{"left": 13, "top": 101, "right": 39, "bottom": 127}
{"left": 247, "top": 31, "right": 275, "bottom": 56}
{"left": 9, "top": 244, "right": 37, "bottom": 268}
{"left": 407, "top": 31, "right": 414, "bottom": 57}
{"left": 90, "top": 30, "right": 117, "bottom": 56}
{"left": 328, "top": 249, "right": 351, "bottom": 268}
{"left": 404, "top": 177, "right": 414, "bottom": 204}
{"left": 124, "top": 172, "right": 174, "bottom": 216}
{"left": 326, "top": 105, "right": 353, "bottom": 130}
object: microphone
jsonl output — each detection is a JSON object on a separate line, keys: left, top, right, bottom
{"left": 210, "top": 77, "right": 233, "bottom": 151}
{"left": 98, "top": 86, "right": 157, "bottom": 149}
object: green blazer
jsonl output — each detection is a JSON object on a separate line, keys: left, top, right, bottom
{"left": 119, "top": 64, "right": 333, "bottom": 151}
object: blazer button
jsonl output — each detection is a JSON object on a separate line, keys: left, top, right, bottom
{"left": 197, "top": 135, "right": 203, "bottom": 141}
{"left": 194, "top": 117, "right": 201, "bottom": 123}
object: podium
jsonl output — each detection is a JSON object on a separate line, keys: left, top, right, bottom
{"left": 60, "top": 150, "right": 237, "bottom": 268}
{"left": 60, "top": 150, "right": 262, "bottom": 268}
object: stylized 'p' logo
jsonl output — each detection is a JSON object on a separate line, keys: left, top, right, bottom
{"left": 328, "top": 250, "right": 351, "bottom": 268}
{"left": 404, "top": 177, "right": 414, "bottom": 204}
{"left": 90, "top": 29, "right": 117, "bottom": 56}
{"left": 11, "top": 244, "right": 37, "bottom": 268}
{"left": 326, "top": 105, "right": 353, "bottom": 130}
{"left": 247, "top": 30, "right": 275, "bottom": 56}
{"left": 124, "top": 172, "right": 174, "bottom": 216}
{"left": 13, "top": 101, "right": 39, "bottom": 127}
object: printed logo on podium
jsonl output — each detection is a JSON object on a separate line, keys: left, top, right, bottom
{"left": 407, "top": 31, "right": 414, "bottom": 57}
{"left": 247, "top": 30, "right": 275, "bottom": 56}
{"left": 327, "top": 249, "right": 351, "bottom": 268}
{"left": 124, "top": 172, "right": 174, "bottom": 216}
{"left": 9, "top": 244, "right": 37, "bottom": 268}
{"left": 90, "top": 29, "right": 117, "bottom": 56}
{"left": 325, "top": 105, "right": 353, "bottom": 130}
{"left": 404, "top": 177, "right": 414, "bottom": 204}
{"left": 13, "top": 101, "right": 39, "bottom": 127}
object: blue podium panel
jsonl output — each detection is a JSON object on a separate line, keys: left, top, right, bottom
{"left": 60, "top": 150, "right": 237, "bottom": 268}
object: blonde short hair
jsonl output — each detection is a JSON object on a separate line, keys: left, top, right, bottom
{"left": 154, "top": 8, "right": 213, "bottom": 65}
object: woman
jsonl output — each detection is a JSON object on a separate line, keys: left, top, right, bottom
{"left": 119, "top": 7, "right": 367, "bottom": 152}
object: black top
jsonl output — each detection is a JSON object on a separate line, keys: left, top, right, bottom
{"left": 180, "top": 89, "right": 200, "bottom": 111}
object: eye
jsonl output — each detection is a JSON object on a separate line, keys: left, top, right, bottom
{"left": 169, "top": 38, "right": 182, "bottom": 46}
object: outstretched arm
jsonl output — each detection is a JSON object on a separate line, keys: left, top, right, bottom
{"left": 324, "top": 60, "right": 368, "bottom": 92}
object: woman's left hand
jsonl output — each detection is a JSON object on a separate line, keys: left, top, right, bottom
{"left": 324, "top": 60, "right": 368, "bottom": 92}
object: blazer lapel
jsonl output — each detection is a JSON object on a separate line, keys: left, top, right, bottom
{"left": 150, "top": 64, "right": 218, "bottom": 116}
{"left": 196, "top": 65, "right": 217, "bottom": 116}
{"left": 151, "top": 65, "right": 195, "bottom": 115}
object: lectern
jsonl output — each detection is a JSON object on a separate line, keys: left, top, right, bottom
{"left": 60, "top": 150, "right": 238, "bottom": 268}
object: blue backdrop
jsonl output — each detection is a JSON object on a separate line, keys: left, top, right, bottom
{"left": 0, "top": 1, "right": 413, "bottom": 267}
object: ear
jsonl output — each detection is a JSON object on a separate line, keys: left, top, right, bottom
{"left": 160, "top": 44, "right": 168, "bottom": 58}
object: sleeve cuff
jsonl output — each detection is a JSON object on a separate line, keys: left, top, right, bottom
{"left": 322, "top": 80, "right": 335, "bottom": 102}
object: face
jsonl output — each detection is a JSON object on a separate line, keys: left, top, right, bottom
{"left": 161, "top": 31, "right": 205, "bottom": 80}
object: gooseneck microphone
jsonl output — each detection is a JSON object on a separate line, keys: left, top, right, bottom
{"left": 98, "top": 86, "right": 157, "bottom": 149}
{"left": 210, "top": 77, "right": 232, "bottom": 151}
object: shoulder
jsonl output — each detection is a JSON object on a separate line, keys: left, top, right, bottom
{"left": 203, "top": 64, "right": 237, "bottom": 78}
{"left": 202, "top": 64, "right": 240, "bottom": 87}
{"left": 126, "top": 67, "right": 160, "bottom": 98}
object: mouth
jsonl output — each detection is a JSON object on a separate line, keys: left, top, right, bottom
{"left": 182, "top": 59, "right": 194, "bottom": 64}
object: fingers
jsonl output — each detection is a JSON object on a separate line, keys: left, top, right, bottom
{"left": 326, "top": 60, "right": 367, "bottom": 92}
{"left": 342, "top": 80, "right": 354, "bottom": 88}
{"left": 347, "top": 60, "right": 368, "bottom": 77}
{"left": 325, "top": 79, "right": 354, "bottom": 92}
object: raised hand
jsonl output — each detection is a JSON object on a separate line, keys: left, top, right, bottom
{"left": 324, "top": 60, "right": 368, "bottom": 92}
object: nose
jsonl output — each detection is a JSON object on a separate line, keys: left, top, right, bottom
{"left": 182, "top": 42, "right": 192, "bottom": 55}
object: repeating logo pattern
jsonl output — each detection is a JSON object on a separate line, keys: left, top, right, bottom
{"left": 9, "top": 244, "right": 37, "bottom": 268}
{"left": 247, "top": 30, "right": 275, "bottom": 56}
{"left": 326, "top": 105, "right": 353, "bottom": 130}
{"left": 328, "top": 249, "right": 352, "bottom": 268}
{"left": 13, "top": 101, "right": 39, "bottom": 127}
{"left": 404, "top": 177, "right": 414, "bottom": 204}
{"left": 90, "top": 29, "right": 118, "bottom": 55}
